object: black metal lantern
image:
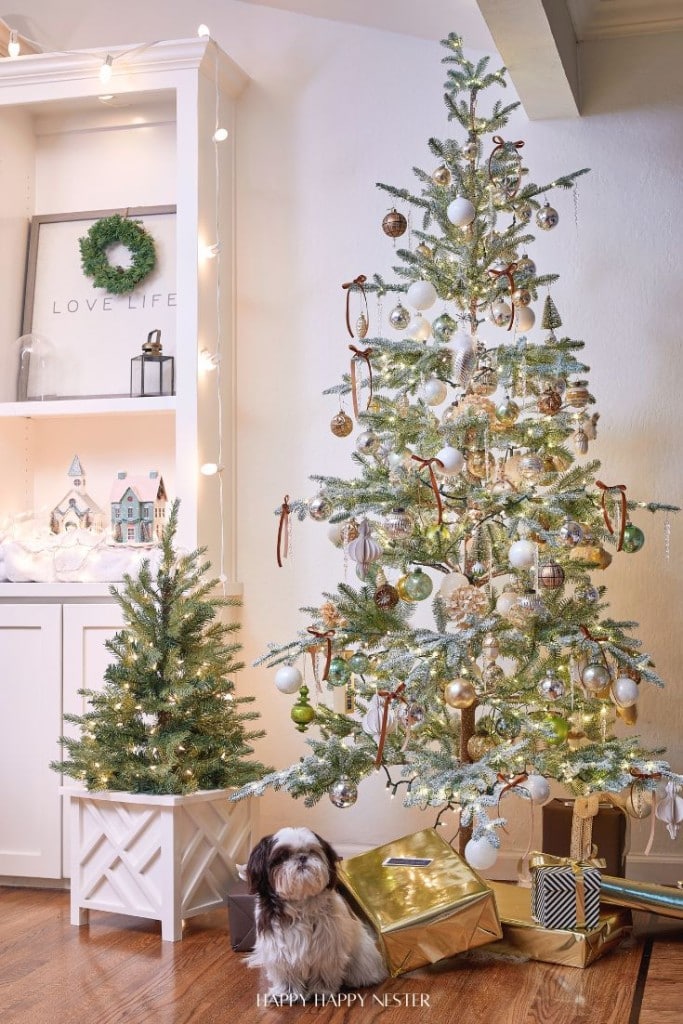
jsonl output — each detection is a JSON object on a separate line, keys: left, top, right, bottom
{"left": 130, "top": 329, "right": 175, "bottom": 397}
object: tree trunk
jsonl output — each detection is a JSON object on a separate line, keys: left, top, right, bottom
{"left": 458, "top": 703, "right": 477, "bottom": 856}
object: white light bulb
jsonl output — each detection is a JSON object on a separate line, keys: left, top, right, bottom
{"left": 8, "top": 31, "right": 20, "bottom": 59}
{"left": 198, "top": 348, "right": 219, "bottom": 372}
{"left": 201, "top": 242, "right": 221, "bottom": 260}
{"left": 213, "top": 127, "right": 229, "bottom": 142}
{"left": 197, "top": 24, "right": 211, "bottom": 39}
{"left": 99, "top": 56, "right": 113, "bottom": 84}
{"left": 200, "top": 462, "right": 220, "bottom": 476}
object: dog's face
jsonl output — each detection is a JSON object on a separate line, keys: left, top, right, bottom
{"left": 246, "top": 827, "right": 340, "bottom": 903}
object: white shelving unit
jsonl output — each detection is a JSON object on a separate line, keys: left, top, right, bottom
{"left": 0, "top": 39, "right": 247, "bottom": 880}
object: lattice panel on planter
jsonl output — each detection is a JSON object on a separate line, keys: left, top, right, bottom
{"left": 64, "top": 788, "right": 252, "bottom": 940}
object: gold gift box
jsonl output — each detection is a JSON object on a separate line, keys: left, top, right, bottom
{"left": 490, "top": 882, "right": 632, "bottom": 968}
{"left": 338, "top": 828, "right": 502, "bottom": 977}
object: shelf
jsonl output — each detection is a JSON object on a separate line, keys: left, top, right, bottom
{"left": 0, "top": 582, "right": 117, "bottom": 598}
{"left": 0, "top": 396, "right": 176, "bottom": 419}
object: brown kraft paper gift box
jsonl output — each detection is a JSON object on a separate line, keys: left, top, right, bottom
{"left": 542, "top": 798, "right": 627, "bottom": 876}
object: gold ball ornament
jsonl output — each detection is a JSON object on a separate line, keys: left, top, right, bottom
{"left": 467, "top": 449, "right": 494, "bottom": 479}
{"left": 462, "top": 139, "right": 479, "bottom": 161}
{"left": 396, "top": 574, "right": 415, "bottom": 602}
{"left": 470, "top": 363, "right": 498, "bottom": 396}
{"left": 416, "top": 242, "right": 434, "bottom": 259}
{"left": 569, "top": 544, "right": 612, "bottom": 569}
{"left": 431, "top": 164, "right": 452, "bottom": 187}
{"left": 495, "top": 397, "right": 520, "bottom": 427}
{"left": 467, "top": 733, "right": 497, "bottom": 760}
{"left": 382, "top": 208, "right": 407, "bottom": 238}
{"left": 330, "top": 410, "right": 353, "bottom": 437}
{"left": 444, "top": 678, "right": 477, "bottom": 709}
{"left": 511, "top": 287, "right": 531, "bottom": 307}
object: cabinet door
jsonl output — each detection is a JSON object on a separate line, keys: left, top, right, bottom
{"left": 0, "top": 604, "right": 62, "bottom": 878}
{"left": 61, "top": 603, "right": 125, "bottom": 877}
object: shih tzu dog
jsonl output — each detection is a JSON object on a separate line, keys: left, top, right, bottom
{"left": 243, "top": 827, "right": 387, "bottom": 999}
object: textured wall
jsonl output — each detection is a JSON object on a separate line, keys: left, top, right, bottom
{"left": 14, "top": 1, "right": 683, "bottom": 871}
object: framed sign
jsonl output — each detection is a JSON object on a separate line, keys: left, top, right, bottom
{"left": 20, "top": 205, "right": 176, "bottom": 401}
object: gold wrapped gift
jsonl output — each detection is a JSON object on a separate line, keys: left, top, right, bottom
{"left": 490, "top": 882, "right": 632, "bottom": 968}
{"left": 338, "top": 828, "right": 502, "bottom": 977}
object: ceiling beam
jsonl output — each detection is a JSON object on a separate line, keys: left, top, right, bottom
{"left": 476, "top": 0, "right": 580, "bottom": 119}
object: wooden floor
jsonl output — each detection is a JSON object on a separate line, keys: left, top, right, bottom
{"left": 0, "top": 888, "right": 681, "bottom": 1024}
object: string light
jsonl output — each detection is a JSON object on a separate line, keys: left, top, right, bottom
{"left": 8, "top": 30, "right": 20, "bottom": 58}
{"left": 198, "top": 348, "right": 219, "bottom": 372}
{"left": 213, "top": 128, "right": 228, "bottom": 142}
{"left": 99, "top": 54, "right": 114, "bottom": 83}
{"left": 197, "top": 24, "right": 211, "bottom": 39}
{"left": 201, "top": 241, "right": 221, "bottom": 259}
{"left": 200, "top": 462, "right": 221, "bottom": 477}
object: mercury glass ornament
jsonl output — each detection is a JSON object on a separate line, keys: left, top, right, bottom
{"left": 432, "top": 163, "right": 452, "bottom": 186}
{"left": 467, "top": 734, "right": 495, "bottom": 759}
{"left": 416, "top": 242, "right": 434, "bottom": 259}
{"left": 559, "top": 520, "right": 584, "bottom": 546}
{"left": 471, "top": 363, "right": 498, "bottom": 396}
{"left": 384, "top": 507, "right": 414, "bottom": 540}
{"left": 565, "top": 380, "right": 590, "bottom": 408}
{"left": 329, "top": 776, "right": 358, "bottom": 808}
{"left": 406, "top": 314, "right": 432, "bottom": 341}
{"left": 309, "top": 494, "right": 332, "bottom": 521}
{"left": 348, "top": 651, "right": 370, "bottom": 675}
{"left": 536, "top": 202, "right": 559, "bottom": 230}
{"left": 405, "top": 703, "right": 426, "bottom": 726}
{"left": 483, "top": 663, "right": 505, "bottom": 687}
{"left": 482, "top": 633, "right": 500, "bottom": 661}
{"left": 356, "top": 430, "right": 380, "bottom": 454}
{"left": 490, "top": 299, "right": 512, "bottom": 328}
{"left": 444, "top": 678, "right": 477, "bottom": 709}
{"left": 622, "top": 522, "right": 645, "bottom": 553}
{"left": 519, "top": 454, "right": 544, "bottom": 481}
{"left": 432, "top": 312, "right": 457, "bottom": 341}
{"left": 328, "top": 656, "right": 351, "bottom": 686}
{"left": 538, "top": 670, "right": 565, "bottom": 701}
{"left": 515, "top": 254, "right": 536, "bottom": 281}
{"left": 394, "top": 392, "right": 410, "bottom": 416}
{"left": 538, "top": 560, "right": 565, "bottom": 589}
{"left": 389, "top": 302, "right": 411, "bottom": 329}
{"left": 403, "top": 567, "right": 433, "bottom": 601}
{"left": 467, "top": 450, "right": 494, "bottom": 480}
{"left": 330, "top": 410, "right": 353, "bottom": 437}
{"left": 453, "top": 345, "right": 477, "bottom": 387}
{"left": 395, "top": 574, "right": 415, "bottom": 602}
{"left": 382, "top": 208, "right": 407, "bottom": 238}
{"left": 421, "top": 377, "right": 448, "bottom": 405}
{"left": 581, "top": 662, "right": 611, "bottom": 692}
{"left": 576, "top": 584, "right": 600, "bottom": 604}
{"left": 462, "top": 139, "right": 478, "bottom": 161}
{"left": 514, "top": 200, "right": 532, "bottom": 224}
{"left": 511, "top": 287, "right": 531, "bottom": 307}
{"left": 495, "top": 397, "right": 520, "bottom": 426}
{"left": 495, "top": 712, "right": 520, "bottom": 739}
{"left": 374, "top": 581, "right": 399, "bottom": 610}
{"left": 574, "top": 428, "right": 589, "bottom": 454}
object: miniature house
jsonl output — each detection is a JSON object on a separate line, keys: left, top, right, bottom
{"left": 50, "top": 456, "right": 105, "bottom": 534}
{"left": 110, "top": 471, "right": 168, "bottom": 543}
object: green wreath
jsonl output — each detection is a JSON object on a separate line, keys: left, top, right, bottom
{"left": 79, "top": 214, "right": 157, "bottom": 295}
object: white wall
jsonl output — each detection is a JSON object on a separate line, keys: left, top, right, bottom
{"left": 11, "top": 2, "right": 683, "bottom": 872}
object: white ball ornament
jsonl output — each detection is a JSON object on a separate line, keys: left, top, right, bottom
{"left": 509, "top": 539, "right": 537, "bottom": 569}
{"left": 613, "top": 676, "right": 639, "bottom": 707}
{"left": 406, "top": 314, "right": 433, "bottom": 341}
{"left": 496, "top": 591, "right": 519, "bottom": 617}
{"left": 406, "top": 279, "right": 438, "bottom": 311}
{"left": 519, "top": 775, "right": 551, "bottom": 805}
{"left": 421, "top": 378, "right": 448, "bottom": 405}
{"left": 447, "top": 196, "right": 476, "bottom": 227}
{"left": 451, "top": 330, "right": 476, "bottom": 353}
{"left": 328, "top": 523, "right": 345, "bottom": 547}
{"left": 464, "top": 837, "right": 498, "bottom": 871}
{"left": 434, "top": 446, "right": 465, "bottom": 475}
{"left": 274, "top": 665, "right": 303, "bottom": 694}
{"left": 515, "top": 305, "right": 535, "bottom": 332}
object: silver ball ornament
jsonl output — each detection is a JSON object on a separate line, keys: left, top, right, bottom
{"left": 559, "top": 520, "right": 584, "bottom": 546}
{"left": 582, "top": 662, "right": 611, "bottom": 692}
{"left": 536, "top": 202, "right": 559, "bottom": 230}
{"left": 389, "top": 303, "right": 411, "bottom": 329}
{"left": 309, "top": 494, "right": 332, "bottom": 521}
{"left": 538, "top": 670, "right": 565, "bottom": 701}
{"left": 356, "top": 430, "right": 380, "bottom": 454}
{"left": 328, "top": 776, "right": 358, "bottom": 808}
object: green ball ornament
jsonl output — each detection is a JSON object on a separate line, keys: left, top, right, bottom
{"left": 328, "top": 657, "right": 351, "bottom": 685}
{"left": 426, "top": 523, "right": 451, "bottom": 544}
{"left": 495, "top": 398, "right": 520, "bottom": 426}
{"left": 622, "top": 523, "right": 645, "bottom": 553}
{"left": 402, "top": 568, "right": 433, "bottom": 601}
{"left": 495, "top": 712, "right": 520, "bottom": 739}
{"left": 432, "top": 312, "right": 457, "bottom": 341}
{"left": 545, "top": 714, "right": 570, "bottom": 745}
{"left": 348, "top": 652, "right": 370, "bottom": 675}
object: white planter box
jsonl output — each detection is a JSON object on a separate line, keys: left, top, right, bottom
{"left": 62, "top": 787, "right": 252, "bottom": 941}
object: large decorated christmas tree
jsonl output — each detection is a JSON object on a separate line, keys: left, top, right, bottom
{"left": 237, "top": 34, "right": 679, "bottom": 866}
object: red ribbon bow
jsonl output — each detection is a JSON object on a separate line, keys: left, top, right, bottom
{"left": 342, "top": 275, "right": 369, "bottom": 338}
{"left": 349, "top": 345, "right": 374, "bottom": 420}
{"left": 411, "top": 455, "right": 445, "bottom": 524}
{"left": 306, "top": 627, "right": 335, "bottom": 682}
{"left": 277, "top": 495, "right": 290, "bottom": 568}
{"left": 596, "top": 480, "right": 628, "bottom": 551}
{"left": 374, "top": 683, "right": 407, "bottom": 767}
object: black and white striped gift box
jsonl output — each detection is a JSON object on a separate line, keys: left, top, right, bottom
{"left": 531, "top": 864, "right": 601, "bottom": 930}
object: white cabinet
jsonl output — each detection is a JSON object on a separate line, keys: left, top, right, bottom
{"left": 0, "top": 604, "right": 62, "bottom": 877}
{"left": 0, "top": 600, "right": 123, "bottom": 879}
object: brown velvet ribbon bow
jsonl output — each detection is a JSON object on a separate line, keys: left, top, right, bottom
{"left": 276, "top": 495, "right": 290, "bottom": 568}
{"left": 306, "top": 627, "right": 335, "bottom": 682}
{"left": 497, "top": 772, "right": 528, "bottom": 819}
{"left": 411, "top": 455, "right": 445, "bottom": 524}
{"left": 596, "top": 480, "right": 628, "bottom": 551}
{"left": 374, "top": 683, "right": 407, "bottom": 767}
{"left": 349, "top": 345, "right": 374, "bottom": 419}
{"left": 487, "top": 261, "right": 518, "bottom": 331}
{"left": 342, "top": 274, "right": 368, "bottom": 338}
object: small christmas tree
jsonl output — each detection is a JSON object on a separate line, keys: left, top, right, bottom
{"left": 54, "top": 501, "right": 269, "bottom": 794}
{"left": 236, "top": 34, "right": 680, "bottom": 867}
